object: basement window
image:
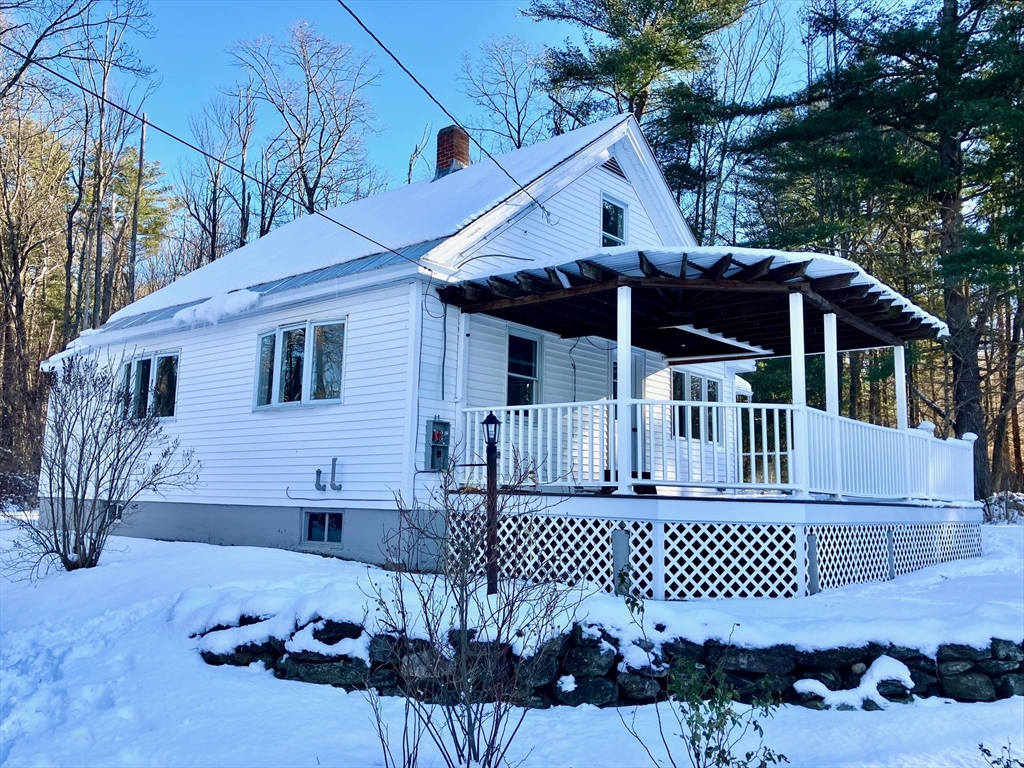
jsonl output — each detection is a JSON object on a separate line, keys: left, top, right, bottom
{"left": 255, "top": 320, "right": 346, "bottom": 408}
{"left": 305, "top": 511, "right": 344, "bottom": 544}
{"left": 601, "top": 196, "right": 626, "bottom": 247}
{"left": 122, "top": 353, "right": 179, "bottom": 418}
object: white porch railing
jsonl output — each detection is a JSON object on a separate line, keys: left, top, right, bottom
{"left": 460, "top": 400, "right": 976, "bottom": 502}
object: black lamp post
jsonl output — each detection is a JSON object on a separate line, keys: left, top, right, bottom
{"left": 482, "top": 411, "right": 501, "bottom": 595}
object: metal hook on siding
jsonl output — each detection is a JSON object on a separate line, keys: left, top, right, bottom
{"left": 314, "top": 469, "right": 327, "bottom": 492}
{"left": 330, "top": 458, "right": 342, "bottom": 491}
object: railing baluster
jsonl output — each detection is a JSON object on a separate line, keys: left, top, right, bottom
{"left": 772, "top": 408, "right": 781, "bottom": 486}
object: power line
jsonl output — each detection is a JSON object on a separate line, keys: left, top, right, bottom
{"left": 335, "top": 0, "right": 554, "bottom": 220}
{"left": 0, "top": 40, "right": 432, "bottom": 274}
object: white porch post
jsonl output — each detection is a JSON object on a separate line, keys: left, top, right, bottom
{"left": 789, "top": 292, "right": 810, "bottom": 497}
{"left": 894, "top": 343, "right": 911, "bottom": 498}
{"left": 823, "top": 312, "right": 842, "bottom": 497}
{"left": 824, "top": 313, "right": 840, "bottom": 417}
{"left": 894, "top": 344, "right": 909, "bottom": 430}
{"left": 616, "top": 286, "right": 633, "bottom": 494}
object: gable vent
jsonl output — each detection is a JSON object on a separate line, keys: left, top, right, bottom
{"left": 602, "top": 157, "right": 628, "bottom": 180}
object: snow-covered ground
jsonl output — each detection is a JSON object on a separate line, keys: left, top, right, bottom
{"left": 2, "top": 525, "right": 1022, "bottom": 767}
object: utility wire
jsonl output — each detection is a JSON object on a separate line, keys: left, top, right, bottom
{"left": 0, "top": 40, "right": 434, "bottom": 274}
{"left": 335, "top": 0, "right": 554, "bottom": 220}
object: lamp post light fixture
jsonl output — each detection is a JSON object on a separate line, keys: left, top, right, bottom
{"left": 482, "top": 411, "right": 500, "bottom": 595}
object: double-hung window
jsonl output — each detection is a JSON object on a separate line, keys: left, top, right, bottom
{"left": 121, "top": 353, "right": 179, "bottom": 418}
{"left": 671, "top": 370, "right": 722, "bottom": 443}
{"left": 601, "top": 195, "right": 626, "bottom": 247}
{"left": 507, "top": 334, "right": 539, "bottom": 407}
{"left": 255, "top": 320, "right": 345, "bottom": 408}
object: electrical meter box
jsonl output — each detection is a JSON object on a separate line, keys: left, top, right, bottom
{"left": 426, "top": 418, "right": 451, "bottom": 471}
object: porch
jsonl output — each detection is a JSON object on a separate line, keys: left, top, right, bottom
{"left": 444, "top": 246, "right": 975, "bottom": 505}
{"left": 439, "top": 246, "right": 982, "bottom": 598}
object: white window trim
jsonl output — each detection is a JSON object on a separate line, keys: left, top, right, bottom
{"left": 253, "top": 318, "right": 347, "bottom": 410}
{"left": 123, "top": 350, "right": 181, "bottom": 420}
{"left": 505, "top": 328, "right": 543, "bottom": 406}
{"left": 600, "top": 193, "right": 628, "bottom": 247}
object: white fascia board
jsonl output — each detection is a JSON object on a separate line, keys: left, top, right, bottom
{"left": 51, "top": 261, "right": 423, "bottom": 360}
{"left": 617, "top": 120, "right": 697, "bottom": 247}
{"left": 667, "top": 323, "right": 773, "bottom": 355}
{"left": 424, "top": 121, "right": 633, "bottom": 274}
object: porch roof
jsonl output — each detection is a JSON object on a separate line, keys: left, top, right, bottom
{"left": 437, "top": 246, "right": 948, "bottom": 363}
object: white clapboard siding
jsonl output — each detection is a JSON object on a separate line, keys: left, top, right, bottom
{"left": 460, "top": 155, "right": 661, "bottom": 266}
{"left": 464, "top": 314, "right": 612, "bottom": 409}
{"left": 99, "top": 283, "right": 414, "bottom": 507}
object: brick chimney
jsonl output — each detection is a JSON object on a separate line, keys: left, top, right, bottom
{"left": 435, "top": 125, "right": 470, "bottom": 179}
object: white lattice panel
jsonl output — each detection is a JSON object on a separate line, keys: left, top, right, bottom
{"left": 893, "top": 524, "right": 939, "bottom": 575}
{"left": 937, "top": 522, "right": 982, "bottom": 562}
{"left": 807, "top": 525, "right": 889, "bottom": 590}
{"left": 450, "top": 515, "right": 981, "bottom": 601}
{"left": 662, "top": 523, "right": 799, "bottom": 599}
{"left": 448, "top": 513, "right": 655, "bottom": 596}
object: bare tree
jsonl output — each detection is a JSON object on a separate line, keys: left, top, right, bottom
{"left": 231, "top": 21, "right": 381, "bottom": 214}
{"left": 0, "top": 0, "right": 149, "bottom": 102}
{"left": 220, "top": 78, "right": 257, "bottom": 248}
{"left": 407, "top": 123, "right": 431, "bottom": 184}
{"left": 459, "top": 36, "right": 550, "bottom": 152}
{"left": 3, "top": 353, "right": 199, "bottom": 576}
{"left": 179, "top": 99, "right": 233, "bottom": 265}
{"left": 366, "top": 452, "right": 586, "bottom": 768}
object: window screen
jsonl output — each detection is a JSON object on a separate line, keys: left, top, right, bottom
{"left": 132, "top": 358, "right": 151, "bottom": 418}
{"left": 278, "top": 327, "right": 305, "bottom": 403}
{"left": 153, "top": 355, "right": 178, "bottom": 417}
{"left": 257, "top": 333, "right": 276, "bottom": 406}
{"left": 602, "top": 198, "right": 625, "bottom": 247}
{"left": 310, "top": 323, "right": 344, "bottom": 401}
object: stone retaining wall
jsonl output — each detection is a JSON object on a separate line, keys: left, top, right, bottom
{"left": 199, "top": 618, "right": 1024, "bottom": 710}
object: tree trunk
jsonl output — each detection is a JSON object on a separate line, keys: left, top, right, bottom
{"left": 990, "top": 299, "right": 1023, "bottom": 491}
{"left": 937, "top": 0, "right": 988, "bottom": 498}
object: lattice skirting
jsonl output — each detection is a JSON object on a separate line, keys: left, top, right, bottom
{"left": 807, "top": 522, "right": 983, "bottom": 591}
{"left": 448, "top": 514, "right": 982, "bottom": 600}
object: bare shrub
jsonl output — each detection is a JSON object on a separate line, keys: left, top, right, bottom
{"left": 365, "top": 449, "right": 587, "bottom": 768}
{"left": 619, "top": 596, "right": 787, "bottom": 768}
{"left": 2, "top": 353, "right": 200, "bottom": 576}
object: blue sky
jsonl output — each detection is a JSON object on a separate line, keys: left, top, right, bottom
{"left": 139, "top": 0, "right": 581, "bottom": 184}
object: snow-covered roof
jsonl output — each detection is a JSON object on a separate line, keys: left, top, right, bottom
{"left": 447, "top": 245, "right": 948, "bottom": 342}
{"left": 108, "top": 114, "right": 632, "bottom": 323}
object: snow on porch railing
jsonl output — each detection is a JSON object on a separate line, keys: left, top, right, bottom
{"left": 805, "top": 410, "right": 975, "bottom": 501}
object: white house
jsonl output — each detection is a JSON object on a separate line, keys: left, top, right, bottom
{"left": 47, "top": 115, "right": 982, "bottom": 599}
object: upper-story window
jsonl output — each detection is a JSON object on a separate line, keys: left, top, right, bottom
{"left": 602, "top": 195, "right": 626, "bottom": 247}
{"left": 507, "top": 333, "right": 539, "bottom": 406}
{"left": 121, "top": 353, "right": 179, "bottom": 418}
{"left": 255, "top": 320, "right": 345, "bottom": 408}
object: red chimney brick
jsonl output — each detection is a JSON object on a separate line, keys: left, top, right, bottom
{"left": 436, "top": 125, "right": 470, "bottom": 177}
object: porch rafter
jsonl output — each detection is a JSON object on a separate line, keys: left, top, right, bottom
{"left": 437, "top": 247, "right": 946, "bottom": 363}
